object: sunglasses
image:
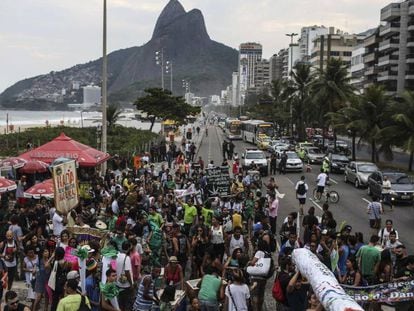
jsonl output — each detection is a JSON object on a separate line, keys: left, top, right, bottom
{"left": 9, "top": 300, "right": 19, "bottom": 305}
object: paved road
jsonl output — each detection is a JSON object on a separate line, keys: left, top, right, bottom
{"left": 198, "top": 125, "right": 413, "bottom": 310}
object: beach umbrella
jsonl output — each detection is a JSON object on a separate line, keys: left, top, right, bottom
{"left": 0, "top": 178, "right": 17, "bottom": 193}
{"left": 24, "top": 179, "right": 54, "bottom": 199}
{"left": 0, "top": 157, "right": 27, "bottom": 170}
{"left": 19, "top": 160, "right": 49, "bottom": 174}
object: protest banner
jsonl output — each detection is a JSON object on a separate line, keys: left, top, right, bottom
{"left": 343, "top": 278, "right": 414, "bottom": 304}
{"left": 52, "top": 160, "right": 79, "bottom": 214}
{"left": 206, "top": 166, "right": 230, "bottom": 197}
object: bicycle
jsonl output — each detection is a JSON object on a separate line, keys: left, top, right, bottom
{"left": 312, "top": 187, "right": 340, "bottom": 203}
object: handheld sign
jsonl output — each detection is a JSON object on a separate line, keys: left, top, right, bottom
{"left": 206, "top": 166, "right": 230, "bottom": 197}
{"left": 52, "top": 160, "right": 79, "bottom": 214}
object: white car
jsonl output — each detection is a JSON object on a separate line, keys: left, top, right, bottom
{"left": 272, "top": 143, "right": 290, "bottom": 154}
{"left": 276, "top": 151, "right": 303, "bottom": 172}
{"left": 241, "top": 149, "right": 268, "bottom": 176}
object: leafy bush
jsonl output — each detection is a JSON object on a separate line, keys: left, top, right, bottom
{"left": 0, "top": 126, "right": 159, "bottom": 157}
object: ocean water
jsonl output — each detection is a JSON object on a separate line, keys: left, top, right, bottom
{"left": 0, "top": 110, "right": 161, "bottom": 132}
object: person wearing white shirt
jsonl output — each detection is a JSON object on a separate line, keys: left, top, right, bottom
{"left": 116, "top": 241, "right": 134, "bottom": 310}
{"left": 316, "top": 169, "right": 328, "bottom": 202}
{"left": 381, "top": 175, "right": 393, "bottom": 210}
{"left": 52, "top": 211, "right": 66, "bottom": 237}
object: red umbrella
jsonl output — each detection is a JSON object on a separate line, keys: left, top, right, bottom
{"left": 0, "top": 157, "right": 27, "bottom": 170}
{"left": 24, "top": 179, "right": 54, "bottom": 199}
{"left": 19, "top": 132, "right": 110, "bottom": 167}
{"left": 0, "top": 178, "right": 17, "bottom": 193}
{"left": 19, "top": 160, "right": 49, "bottom": 174}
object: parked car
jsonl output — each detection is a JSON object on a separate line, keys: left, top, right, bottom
{"left": 275, "top": 150, "right": 303, "bottom": 172}
{"left": 328, "top": 153, "right": 350, "bottom": 174}
{"left": 344, "top": 161, "right": 379, "bottom": 188}
{"left": 303, "top": 147, "right": 325, "bottom": 164}
{"left": 241, "top": 149, "right": 268, "bottom": 176}
{"left": 326, "top": 140, "right": 350, "bottom": 155}
{"left": 367, "top": 171, "right": 414, "bottom": 204}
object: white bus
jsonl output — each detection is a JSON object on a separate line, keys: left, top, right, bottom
{"left": 224, "top": 119, "right": 242, "bottom": 140}
{"left": 241, "top": 120, "right": 274, "bottom": 145}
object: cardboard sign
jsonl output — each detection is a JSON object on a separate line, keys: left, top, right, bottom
{"left": 206, "top": 166, "right": 230, "bottom": 197}
{"left": 52, "top": 160, "right": 79, "bottom": 214}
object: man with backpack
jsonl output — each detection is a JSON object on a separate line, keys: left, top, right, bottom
{"left": 295, "top": 175, "right": 308, "bottom": 216}
{"left": 273, "top": 256, "right": 295, "bottom": 310}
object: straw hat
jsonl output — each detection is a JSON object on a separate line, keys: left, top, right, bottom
{"left": 95, "top": 220, "right": 107, "bottom": 230}
{"left": 169, "top": 256, "right": 179, "bottom": 263}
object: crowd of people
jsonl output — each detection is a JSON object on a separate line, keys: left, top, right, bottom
{"left": 0, "top": 124, "right": 412, "bottom": 311}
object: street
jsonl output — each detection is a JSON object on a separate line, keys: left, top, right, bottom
{"left": 197, "top": 125, "right": 414, "bottom": 310}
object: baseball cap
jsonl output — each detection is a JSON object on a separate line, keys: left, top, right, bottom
{"left": 67, "top": 270, "right": 80, "bottom": 280}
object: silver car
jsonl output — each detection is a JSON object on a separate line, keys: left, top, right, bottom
{"left": 344, "top": 161, "right": 379, "bottom": 188}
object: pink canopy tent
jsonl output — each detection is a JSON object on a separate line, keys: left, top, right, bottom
{"left": 19, "top": 133, "right": 110, "bottom": 167}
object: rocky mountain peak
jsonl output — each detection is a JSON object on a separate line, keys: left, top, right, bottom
{"left": 152, "top": 0, "right": 186, "bottom": 39}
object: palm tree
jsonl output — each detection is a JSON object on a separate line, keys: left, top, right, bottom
{"left": 326, "top": 97, "right": 360, "bottom": 160}
{"left": 107, "top": 104, "right": 122, "bottom": 129}
{"left": 347, "top": 85, "right": 392, "bottom": 163}
{"left": 380, "top": 91, "right": 414, "bottom": 171}
{"left": 312, "top": 58, "right": 355, "bottom": 148}
{"left": 289, "top": 63, "right": 313, "bottom": 140}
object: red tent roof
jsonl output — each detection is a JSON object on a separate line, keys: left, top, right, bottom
{"left": 19, "top": 133, "right": 110, "bottom": 167}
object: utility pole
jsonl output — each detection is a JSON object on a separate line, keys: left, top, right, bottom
{"left": 155, "top": 49, "right": 165, "bottom": 90}
{"left": 286, "top": 32, "right": 298, "bottom": 137}
{"left": 101, "top": 0, "right": 108, "bottom": 174}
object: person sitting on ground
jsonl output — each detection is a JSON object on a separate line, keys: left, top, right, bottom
{"left": 4, "top": 290, "right": 31, "bottom": 311}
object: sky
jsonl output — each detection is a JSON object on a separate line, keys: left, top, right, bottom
{"left": 0, "top": 0, "right": 393, "bottom": 93}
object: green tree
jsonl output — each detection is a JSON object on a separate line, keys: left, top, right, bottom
{"left": 106, "top": 104, "right": 122, "bottom": 129}
{"left": 289, "top": 63, "right": 314, "bottom": 140}
{"left": 381, "top": 91, "right": 414, "bottom": 171}
{"left": 327, "top": 97, "right": 360, "bottom": 161}
{"left": 312, "top": 58, "right": 355, "bottom": 148}
{"left": 347, "top": 85, "right": 392, "bottom": 163}
{"left": 134, "top": 88, "right": 200, "bottom": 131}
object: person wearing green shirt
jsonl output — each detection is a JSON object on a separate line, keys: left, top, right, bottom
{"left": 164, "top": 175, "right": 176, "bottom": 191}
{"left": 179, "top": 198, "right": 198, "bottom": 235}
{"left": 198, "top": 266, "right": 224, "bottom": 310}
{"left": 356, "top": 235, "right": 381, "bottom": 284}
{"left": 201, "top": 206, "right": 214, "bottom": 227}
{"left": 148, "top": 206, "right": 164, "bottom": 229}
{"left": 57, "top": 279, "right": 91, "bottom": 311}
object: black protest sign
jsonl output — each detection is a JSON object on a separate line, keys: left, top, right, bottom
{"left": 206, "top": 166, "right": 230, "bottom": 197}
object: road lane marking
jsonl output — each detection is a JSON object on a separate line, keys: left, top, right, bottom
{"left": 362, "top": 198, "right": 371, "bottom": 204}
{"left": 309, "top": 198, "right": 323, "bottom": 211}
{"left": 286, "top": 177, "right": 294, "bottom": 185}
{"left": 329, "top": 177, "right": 338, "bottom": 184}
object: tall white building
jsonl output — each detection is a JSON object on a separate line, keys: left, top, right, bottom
{"left": 83, "top": 85, "right": 101, "bottom": 104}
{"left": 350, "top": 45, "right": 365, "bottom": 94}
{"left": 281, "top": 44, "right": 301, "bottom": 79}
{"left": 239, "top": 42, "right": 262, "bottom": 103}
{"left": 299, "top": 26, "right": 329, "bottom": 62}
{"left": 232, "top": 72, "right": 239, "bottom": 106}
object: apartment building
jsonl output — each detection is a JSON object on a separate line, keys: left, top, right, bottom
{"left": 376, "top": 0, "right": 414, "bottom": 94}
{"left": 310, "top": 28, "right": 365, "bottom": 70}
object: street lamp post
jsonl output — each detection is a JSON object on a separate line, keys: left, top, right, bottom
{"left": 285, "top": 32, "right": 298, "bottom": 136}
{"left": 101, "top": 0, "right": 108, "bottom": 174}
{"left": 155, "top": 49, "right": 165, "bottom": 90}
{"left": 165, "top": 61, "right": 173, "bottom": 92}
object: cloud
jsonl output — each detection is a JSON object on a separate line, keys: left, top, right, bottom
{"left": 0, "top": 0, "right": 397, "bottom": 92}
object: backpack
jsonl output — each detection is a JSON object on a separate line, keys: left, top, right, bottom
{"left": 78, "top": 295, "right": 91, "bottom": 311}
{"left": 296, "top": 182, "right": 306, "bottom": 195}
{"left": 272, "top": 272, "right": 286, "bottom": 303}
